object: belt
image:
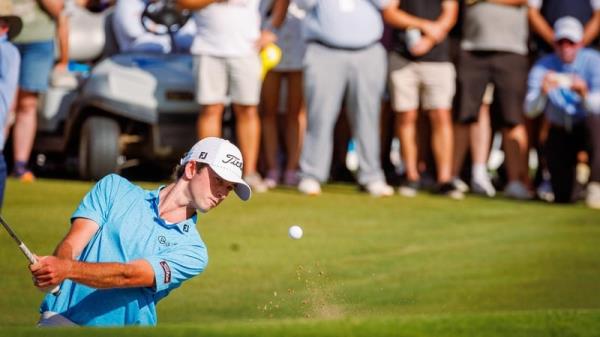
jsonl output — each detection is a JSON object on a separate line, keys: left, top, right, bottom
{"left": 307, "top": 39, "right": 378, "bottom": 52}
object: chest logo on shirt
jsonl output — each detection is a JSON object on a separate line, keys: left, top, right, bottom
{"left": 158, "top": 235, "right": 178, "bottom": 247}
{"left": 160, "top": 261, "right": 172, "bottom": 284}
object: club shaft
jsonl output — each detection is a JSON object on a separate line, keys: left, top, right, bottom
{"left": 0, "top": 216, "right": 24, "bottom": 246}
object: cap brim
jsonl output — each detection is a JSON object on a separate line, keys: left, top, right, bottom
{"left": 554, "top": 32, "right": 581, "bottom": 43}
{"left": 210, "top": 164, "right": 251, "bottom": 201}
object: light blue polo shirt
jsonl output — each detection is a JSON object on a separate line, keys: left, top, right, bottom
{"left": 39, "top": 174, "right": 208, "bottom": 326}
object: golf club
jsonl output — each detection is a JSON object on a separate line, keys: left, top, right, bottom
{"left": 0, "top": 215, "right": 60, "bottom": 295}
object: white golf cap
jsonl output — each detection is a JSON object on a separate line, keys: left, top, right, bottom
{"left": 180, "top": 137, "right": 251, "bottom": 201}
{"left": 554, "top": 16, "right": 583, "bottom": 43}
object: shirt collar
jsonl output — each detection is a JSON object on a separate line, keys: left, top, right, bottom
{"left": 0, "top": 35, "right": 8, "bottom": 43}
{"left": 146, "top": 186, "right": 197, "bottom": 234}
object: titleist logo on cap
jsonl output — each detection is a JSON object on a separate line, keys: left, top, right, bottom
{"left": 223, "top": 154, "right": 243, "bottom": 170}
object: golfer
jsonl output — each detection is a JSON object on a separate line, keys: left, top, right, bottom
{"left": 30, "top": 137, "right": 251, "bottom": 326}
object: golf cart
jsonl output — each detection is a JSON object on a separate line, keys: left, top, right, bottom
{"left": 34, "top": 1, "right": 203, "bottom": 180}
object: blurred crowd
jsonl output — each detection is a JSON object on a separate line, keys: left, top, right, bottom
{"left": 1, "top": 0, "right": 600, "bottom": 210}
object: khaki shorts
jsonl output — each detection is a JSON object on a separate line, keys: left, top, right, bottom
{"left": 195, "top": 54, "right": 261, "bottom": 106}
{"left": 388, "top": 53, "right": 456, "bottom": 112}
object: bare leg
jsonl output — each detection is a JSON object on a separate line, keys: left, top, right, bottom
{"left": 284, "top": 71, "right": 305, "bottom": 172}
{"left": 396, "top": 110, "right": 419, "bottom": 182}
{"left": 428, "top": 108, "right": 453, "bottom": 183}
{"left": 470, "top": 104, "right": 492, "bottom": 167}
{"left": 503, "top": 124, "right": 529, "bottom": 184}
{"left": 260, "top": 71, "right": 282, "bottom": 173}
{"left": 452, "top": 123, "right": 470, "bottom": 178}
{"left": 233, "top": 104, "right": 261, "bottom": 176}
{"left": 13, "top": 90, "right": 38, "bottom": 171}
{"left": 197, "top": 104, "right": 225, "bottom": 139}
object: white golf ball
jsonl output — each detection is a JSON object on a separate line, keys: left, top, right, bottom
{"left": 288, "top": 225, "right": 303, "bottom": 240}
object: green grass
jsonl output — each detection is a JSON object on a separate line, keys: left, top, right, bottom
{"left": 1, "top": 177, "right": 599, "bottom": 336}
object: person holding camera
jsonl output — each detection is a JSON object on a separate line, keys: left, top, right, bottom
{"left": 525, "top": 16, "right": 600, "bottom": 208}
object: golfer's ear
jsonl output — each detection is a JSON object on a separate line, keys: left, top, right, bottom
{"left": 184, "top": 161, "right": 196, "bottom": 179}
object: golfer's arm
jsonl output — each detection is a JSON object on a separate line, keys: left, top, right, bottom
{"left": 66, "top": 259, "right": 155, "bottom": 289}
{"left": 53, "top": 218, "right": 100, "bottom": 260}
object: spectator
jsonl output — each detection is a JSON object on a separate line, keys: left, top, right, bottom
{"left": 260, "top": 0, "right": 306, "bottom": 188}
{"left": 527, "top": 0, "right": 600, "bottom": 201}
{"left": 454, "top": 0, "right": 532, "bottom": 200}
{"left": 113, "top": 0, "right": 197, "bottom": 54}
{"left": 179, "top": 0, "right": 275, "bottom": 193}
{"left": 451, "top": 84, "right": 497, "bottom": 197}
{"left": 382, "top": 0, "right": 461, "bottom": 199}
{"left": 11, "top": 0, "right": 68, "bottom": 182}
{"left": 528, "top": 0, "right": 600, "bottom": 56}
{"left": 0, "top": 1, "right": 22, "bottom": 208}
{"left": 525, "top": 17, "right": 600, "bottom": 208}
{"left": 295, "top": 0, "right": 394, "bottom": 197}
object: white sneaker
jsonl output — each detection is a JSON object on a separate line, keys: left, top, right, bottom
{"left": 452, "top": 177, "right": 469, "bottom": 193}
{"left": 398, "top": 181, "right": 419, "bottom": 197}
{"left": 365, "top": 180, "right": 394, "bottom": 197}
{"left": 298, "top": 178, "right": 321, "bottom": 196}
{"left": 471, "top": 176, "right": 496, "bottom": 197}
{"left": 243, "top": 173, "right": 268, "bottom": 193}
{"left": 586, "top": 182, "right": 600, "bottom": 209}
{"left": 536, "top": 180, "right": 555, "bottom": 203}
{"left": 504, "top": 181, "right": 532, "bottom": 200}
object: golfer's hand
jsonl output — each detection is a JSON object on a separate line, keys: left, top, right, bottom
{"left": 30, "top": 256, "right": 72, "bottom": 290}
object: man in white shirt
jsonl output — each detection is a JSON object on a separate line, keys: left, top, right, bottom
{"left": 179, "top": 0, "right": 276, "bottom": 193}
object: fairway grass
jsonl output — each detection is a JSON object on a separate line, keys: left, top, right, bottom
{"left": 1, "top": 177, "right": 599, "bottom": 336}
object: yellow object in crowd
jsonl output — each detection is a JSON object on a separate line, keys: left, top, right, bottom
{"left": 260, "top": 43, "right": 282, "bottom": 80}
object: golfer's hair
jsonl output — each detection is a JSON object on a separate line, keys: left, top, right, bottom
{"left": 172, "top": 162, "right": 208, "bottom": 180}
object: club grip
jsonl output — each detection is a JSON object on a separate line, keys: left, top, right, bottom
{"left": 20, "top": 243, "right": 61, "bottom": 296}
{"left": 19, "top": 242, "right": 37, "bottom": 264}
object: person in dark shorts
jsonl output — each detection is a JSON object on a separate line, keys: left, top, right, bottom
{"left": 455, "top": 0, "right": 532, "bottom": 200}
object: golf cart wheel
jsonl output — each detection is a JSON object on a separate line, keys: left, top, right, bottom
{"left": 78, "top": 116, "right": 121, "bottom": 180}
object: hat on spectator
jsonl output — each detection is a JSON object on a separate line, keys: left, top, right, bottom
{"left": 0, "top": 0, "right": 22, "bottom": 41}
{"left": 180, "top": 137, "right": 251, "bottom": 201}
{"left": 554, "top": 16, "right": 583, "bottom": 43}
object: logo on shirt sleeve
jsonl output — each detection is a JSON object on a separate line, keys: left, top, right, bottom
{"left": 160, "top": 261, "right": 171, "bottom": 284}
